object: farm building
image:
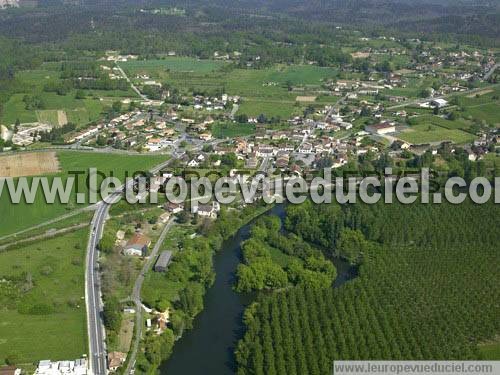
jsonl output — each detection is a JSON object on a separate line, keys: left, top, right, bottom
{"left": 431, "top": 99, "right": 449, "bottom": 108}
{"left": 154, "top": 251, "right": 173, "bottom": 272}
{"left": 365, "top": 122, "right": 396, "bottom": 135}
{"left": 123, "top": 233, "right": 151, "bottom": 257}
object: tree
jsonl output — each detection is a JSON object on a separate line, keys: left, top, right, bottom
{"left": 98, "top": 233, "right": 115, "bottom": 254}
{"left": 337, "top": 229, "right": 369, "bottom": 264}
{"left": 112, "top": 100, "right": 122, "bottom": 113}
{"left": 75, "top": 89, "right": 86, "bottom": 99}
{"left": 221, "top": 153, "right": 237, "bottom": 168}
{"left": 103, "top": 297, "right": 122, "bottom": 332}
{"left": 5, "top": 353, "right": 19, "bottom": 366}
{"left": 177, "top": 283, "right": 204, "bottom": 326}
{"left": 419, "top": 88, "right": 432, "bottom": 98}
{"left": 235, "top": 114, "right": 248, "bottom": 123}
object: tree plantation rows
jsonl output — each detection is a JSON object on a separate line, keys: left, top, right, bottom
{"left": 236, "top": 200, "right": 500, "bottom": 375}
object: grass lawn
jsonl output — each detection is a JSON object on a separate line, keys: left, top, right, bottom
{"left": 456, "top": 86, "right": 500, "bottom": 126}
{"left": 413, "top": 115, "right": 473, "bottom": 131}
{"left": 264, "top": 65, "right": 337, "bottom": 86}
{"left": 238, "top": 99, "right": 301, "bottom": 118}
{"left": 36, "top": 110, "right": 63, "bottom": 127}
{"left": 1, "top": 94, "right": 38, "bottom": 124}
{"left": 0, "top": 151, "right": 168, "bottom": 237}
{"left": 462, "top": 103, "right": 500, "bottom": 126}
{"left": 397, "top": 124, "right": 476, "bottom": 145}
{"left": 211, "top": 122, "right": 256, "bottom": 138}
{"left": 479, "top": 339, "right": 500, "bottom": 360}
{"left": 0, "top": 229, "right": 88, "bottom": 364}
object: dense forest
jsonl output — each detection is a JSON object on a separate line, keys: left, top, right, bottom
{"left": 236, "top": 200, "right": 500, "bottom": 374}
{"left": 235, "top": 215, "right": 337, "bottom": 293}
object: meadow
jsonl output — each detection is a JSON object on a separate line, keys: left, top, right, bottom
{"left": 120, "top": 57, "right": 226, "bottom": 75}
{"left": 211, "top": 122, "right": 256, "bottom": 138}
{"left": 0, "top": 151, "right": 168, "bottom": 237}
{"left": 398, "top": 124, "right": 476, "bottom": 144}
{"left": 0, "top": 64, "right": 136, "bottom": 127}
{"left": 238, "top": 99, "right": 302, "bottom": 118}
{"left": 125, "top": 60, "right": 338, "bottom": 117}
{"left": 0, "top": 229, "right": 89, "bottom": 365}
{"left": 456, "top": 85, "right": 500, "bottom": 126}
{"left": 412, "top": 114, "right": 473, "bottom": 131}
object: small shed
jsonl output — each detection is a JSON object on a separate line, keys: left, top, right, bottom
{"left": 154, "top": 251, "right": 173, "bottom": 272}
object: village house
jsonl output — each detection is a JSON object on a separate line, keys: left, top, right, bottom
{"left": 234, "top": 138, "right": 249, "bottom": 153}
{"left": 35, "top": 359, "right": 87, "bottom": 375}
{"left": 214, "top": 145, "right": 237, "bottom": 155}
{"left": 0, "top": 366, "right": 21, "bottom": 375}
{"left": 298, "top": 142, "right": 313, "bottom": 154}
{"left": 123, "top": 233, "right": 151, "bottom": 257}
{"left": 194, "top": 201, "right": 221, "bottom": 219}
{"left": 149, "top": 176, "right": 167, "bottom": 193}
{"left": 254, "top": 145, "right": 277, "bottom": 157}
{"left": 107, "top": 352, "right": 126, "bottom": 372}
{"left": 245, "top": 155, "right": 259, "bottom": 169}
{"left": 275, "top": 153, "right": 290, "bottom": 169}
{"left": 165, "top": 202, "right": 184, "bottom": 214}
{"left": 199, "top": 132, "right": 213, "bottom": 141}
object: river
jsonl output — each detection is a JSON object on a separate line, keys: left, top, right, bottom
{"left": 160, "top": 204, "right": 356, "bottom": 375}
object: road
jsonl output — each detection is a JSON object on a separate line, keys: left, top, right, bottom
{"left": 85, "top": 159, "right": 172, "bottom": 375}
{"left": 484, "top": 63, "right": 500, "bottom": 81}
{"left": 230, "top": 103, "right": 239, "bottom": 119}
{"left": 86, "top": 201, "right": 111, "bottom": 375}
{"left": 124, "top": 218, "right": 175, "bottom": 375}
{"left": 114, "top": 63, "right": 148, "bottom": 101}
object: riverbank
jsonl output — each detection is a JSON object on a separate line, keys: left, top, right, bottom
{"left": 131, "top": 203, "right": 275, "bottom": 373}
{"left": 160, "top": 204, "right": 357, "bottom": 375}
{"left": 160, "top": 205, "right": 283, "bottom": 374}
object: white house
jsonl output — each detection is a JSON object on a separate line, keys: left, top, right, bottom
{"left": 431, "top": 99, "right": 448, "bottom": 108}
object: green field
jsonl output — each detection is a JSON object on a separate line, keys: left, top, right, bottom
{"left": 122, "top": 61, "right": 337, "bottom": 117}
{"left": 211, "top": 122, "right": 256, "bottom": 138}
{"left": 456, "top": 86, "right": 500, "bottom": 126}
{"left": 1, "top": 92, "right": 106, "bottom": 127}
{"left": 398, "top": 124, "right": 476, "bottom": 144}
{"left": 479, "top": 341, "right": 500, "bottom": 360}
{"left": 412, "top": 114, "right": 473, "bottom": 131}
{"left": 0, "top": 229, "right": 88, "bottom": 364}
{"left": 120, "top": 57, "right": 226, "bottom": 75}
{"left": 462, "top": 103, "right": 500, "bottom": 126}
{"left": 1, "top": 94, "right": 39, "bottom": 124}
{"left": 0, "top": 151, "right": 168, "bottom": 237}
{"left": 0, "top": 65, "right": 136, "bottom": 127}
{"left": 238, "top": 99, "right": 302, "bottom": 118}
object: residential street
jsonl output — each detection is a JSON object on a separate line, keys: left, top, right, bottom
{"left": 124, "top": 218, "right": 176, "bottom": 375}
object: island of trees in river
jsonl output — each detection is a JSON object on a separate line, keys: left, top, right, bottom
{"left": 235, "top": 199, "right": 500, "bottom": 375}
